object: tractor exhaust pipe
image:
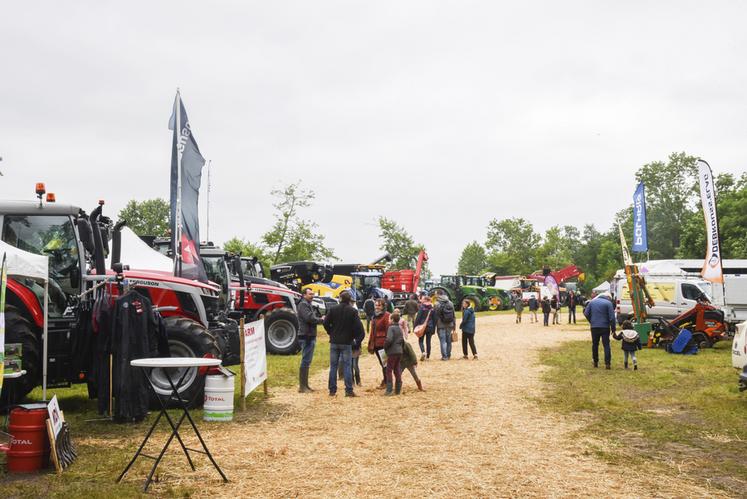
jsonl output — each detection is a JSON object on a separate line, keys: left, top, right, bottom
{"left": 111, "top": 220, "right": 127, "bottom": 269}
{"left": 90, "top": 204, "right": 107, "bottom": 276}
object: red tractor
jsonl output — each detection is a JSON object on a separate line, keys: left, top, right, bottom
{"left": 0, "top": 189, "right": 237, "bottom": 407}
{"left": 381, "top": 250, "right": 428, "bottom": 308}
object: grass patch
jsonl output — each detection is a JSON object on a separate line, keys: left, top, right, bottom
{"left": 0, "top": 342, "right": 330, "bottom": 496}
{"left": 539, "top": 339, "right": 747, "bottom": 495}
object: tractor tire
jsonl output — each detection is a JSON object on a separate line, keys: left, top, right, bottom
{"left": 464, "top": 295, "right": 482, "bottom": 312}
{"left": 692, "top": 332, "right": 712, "bottom": 350}
{"left": 265, "top": 308, "right": 300, "bottom": 355}
{"left": 149, "top": 316, "right": 220, "bottom": 409}
{"left": 0, "top": 306, "right": 40, "bottom": 406}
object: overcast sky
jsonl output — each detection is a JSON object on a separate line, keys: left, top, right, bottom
{"left": 1, "top": 1, "right": 746, "bottom": 275}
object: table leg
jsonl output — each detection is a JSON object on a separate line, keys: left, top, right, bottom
{"left": 116, "top": 409, "right": 164, "bottom": 483}
{"left": 166, "top": 373, "right": 228, "bottom": 483}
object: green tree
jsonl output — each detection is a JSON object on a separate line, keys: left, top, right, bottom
{"left": 457, "top": 242, "right": 487, "bottom": 275}
{"left": 376, "top": 217, "right": 429, "bottom": 276}
{"left": 224, "top": 237, "right": 272, "bottom": 274}
{"left": 635, "top": 152, "right": 698, "bottom": 258}
{"left": 262, "top": 182, "right": 336, "bottom": 264}
{"left": 679, "top": 172, "right": 747, "bottom": 259}
{"left": 118, "top": 198, "right": 170, "bottom": 236}
{"left": 485, "top": 217, "right": 541, "bottom": 275}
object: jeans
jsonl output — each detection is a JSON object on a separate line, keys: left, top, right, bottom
{"left": 328, "top": 343, "right": 353, "bottom": 394}
{"left": 591, "top": 328, "right": 612, "bottom": 366}
{"left": 418, "top": 332, "right": 433, "bottom": 358}
{"left": 462, "top": 332, "right": 477, "bottom": 356}
{"left": 543, "top": 312, "right": 550, "bottom": 326}
{"left": 298, "top": 336, "right": 316, "bottom": 368}
{"left": 437, "top": 327, "right": 452, "bottom": 359}
{"left": 568, "top": 307, "right": 576, "bottom": 324}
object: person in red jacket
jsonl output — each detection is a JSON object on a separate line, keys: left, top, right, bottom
{"left": 367, "top": 299, "right": 391, "bottom": 389}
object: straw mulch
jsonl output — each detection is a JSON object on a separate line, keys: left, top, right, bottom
{"left": 122, "top": 314, "right": 728, "bottom": 498}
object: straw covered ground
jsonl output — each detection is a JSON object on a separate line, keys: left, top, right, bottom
{"left": 115, "top": 313, "right": 727, "bottom": 498}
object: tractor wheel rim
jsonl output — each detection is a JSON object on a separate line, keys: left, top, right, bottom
{"left": 268, "top": 319, "right": 296, "bottom": 349}
{"left": 150, "top": 340, "right": 197, "bottom": 397}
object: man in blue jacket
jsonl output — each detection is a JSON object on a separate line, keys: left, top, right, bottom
{"left": 583, "top": 292, "right": 616, "bottom": 369}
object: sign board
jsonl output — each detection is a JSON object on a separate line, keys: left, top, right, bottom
{"left": 242, "top": 319, "right": 267, "bottom": 397}
{"left": 47, "top": 395, "right": 63, "bottom": 438}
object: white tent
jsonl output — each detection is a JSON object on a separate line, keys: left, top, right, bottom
{"left": 0, "top": 240, "right": 50, "bottom": 399}
{"left": 592, "top": 281, "right": 611, "bottom": 294}
{"left": 106, "top": 227, "right": 173, "bottom": 272}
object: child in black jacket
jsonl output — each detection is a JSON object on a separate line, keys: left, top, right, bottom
{"left": 612, "top": 320, "right": 642, "bottom": 370}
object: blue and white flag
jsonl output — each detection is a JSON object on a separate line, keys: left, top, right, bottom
{"left": 632, "top": 181, "right": 648, "bottom": 253}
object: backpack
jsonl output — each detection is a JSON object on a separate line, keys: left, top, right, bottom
{"left": 621, "top": 329, "right": 639, "bottom": 344}
{"left": 438, "top": 301, "right": 455, "bottom": 324}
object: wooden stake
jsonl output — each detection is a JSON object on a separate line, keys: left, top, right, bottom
{"left": 263, "top": 379, "right": 268, "bottom": 397}
{"left": 239, "top": 317, "right": 246, "bottom": 412}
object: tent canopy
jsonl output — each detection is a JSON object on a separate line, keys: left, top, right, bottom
{"left": 0, "top": 239, "right": 49, "bottom": 282}
{"left": 106, "top": 227, "right": 173, "bottom": 272}
{"left": 592, "top": 281, "right": 610, "bottom": 293}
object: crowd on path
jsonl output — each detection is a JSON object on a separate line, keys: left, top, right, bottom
{"left": 294, "top": 285, "right": 640, "bottom": 399}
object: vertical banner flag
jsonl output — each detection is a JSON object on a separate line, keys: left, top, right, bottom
{"left": 632, "top": 181, "right": 648, "bottom": 253}
{"left": 0, "top": 254, "right": 6, "bottom": 392}
{"left": 697, "top": 159, "right": 724, "bottom": 283}
{"left": 243, "top": 319, "right": 268, "bottom": 396}
{"left": 169, "top": 91, "right": 208, "bottom": 283}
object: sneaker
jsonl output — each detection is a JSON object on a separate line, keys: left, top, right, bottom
{"left": 345, "top": 392, "right": 357, "bottom": 397}
{"left": 605, "top": 365, "right": 611, "bottom": 370}
{"left": 634, "top": 365, "right": 638, "bottom": 371}
{"left": 329, "top": 392, "right": 337, "bottom": 396}
{"left": 473, "top": 355, "right": 478, "bottom": 360}
{"left": 420, "top": 353, "right": 426, "bottom": 361}
{"left": 462, "top": 355, "right": 469, "bottom": 359}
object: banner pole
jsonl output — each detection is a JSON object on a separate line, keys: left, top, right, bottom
{"left": 239, "top": 316, "right": 246, "bottom": 412}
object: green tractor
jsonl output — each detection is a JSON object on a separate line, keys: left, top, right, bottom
{"left": 430, "top": 275, "right": 490, "bottom": 311}
{"left": 463, "top": 275, "right": 510, "bottom": 311}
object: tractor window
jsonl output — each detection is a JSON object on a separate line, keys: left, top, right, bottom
{"left": 201, "top": 256, "right": 226, "bottom": 287}
{"left": 441, "top": 276, "right": 457, "bottom": 287}
{"left": 2, "top": 215, "right": 79, "bottom": 316}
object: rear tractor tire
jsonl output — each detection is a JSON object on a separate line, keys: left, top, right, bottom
{"left": 149, "top": 317, "right": 220, "bottom": 409}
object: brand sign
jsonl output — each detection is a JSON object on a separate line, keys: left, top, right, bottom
{"left": 697, "top": 160, "right": 723, "bottom": 283}
{"left": 632, "top": 182, "right": 648, "bottom": 252}
{"left": 243, "top": 319, "right": 267, "bottom": 396}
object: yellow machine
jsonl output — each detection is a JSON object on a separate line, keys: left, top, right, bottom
{"left": 303, "top": 274, "right": 354, "bottom": 299}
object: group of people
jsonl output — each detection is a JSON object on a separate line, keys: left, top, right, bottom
{"left": 512, "top": 291, "right": 584, "bottom": 326}
{"left": 295, "top": 287, "right": 478, "bottom": 397}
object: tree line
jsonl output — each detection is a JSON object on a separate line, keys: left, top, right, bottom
{"left": 457, "top": 152, "right": 747, "bottom": 290}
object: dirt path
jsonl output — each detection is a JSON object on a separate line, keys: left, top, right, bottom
{"left": 132, "top": 314, "right": 727, "bottom": 498}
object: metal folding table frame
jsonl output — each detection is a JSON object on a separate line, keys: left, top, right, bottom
{"left": 117, "top": 357, "right": 228, "bottom": 491}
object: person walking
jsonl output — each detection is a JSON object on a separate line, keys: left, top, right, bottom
{"left": 434, "top": 292, "right": 456, "bottom": 360}
{"left": 541, "top": 296, "right": 551, "bottom": 326}
{"left": 384, "top": 311, "right": 405, "bottom": 395}
{"left": 404, "top": 294, "right": 420, "bottom": 332}
{"left": 367, "top": 299, "right": 391, "bottom": 388}
{"left": 323, "top": 291, "right": 365, "bottom": 397}
{"left": 414, "top": 295, "right": 436, "bottom": 361}
{"left": 550, "top": 295, "right": 560, "bottom": 324}
{"left": 513, "top": 292, "right": 524, "bottom": 324}
{"left": 583, "top": 292, "right": 616, "bottom": 369}
{"left": 612, "top": 320, "right": 642, "bottom": 370}
{"left": 567, "top": 291, "right": 577, "bottom": 324}
{"left": 400, "top": 337, "right": 425, "bottom": 392}
{"left": 528, "top": 294, "right": 539, "bottom": 323}
{"left": 297, "top": 288, "right": 325, "bottom": 393}
{"left": 460, "top": 299, "right": 477, "bottom": 359}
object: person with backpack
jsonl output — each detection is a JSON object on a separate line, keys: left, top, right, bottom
{"left": 434, "top": 292, "right": 455, "bottom": 360}
{"left": 459, "top": 299, "right": 477, "bottom": 359}
{"left": 323, "top": 291, "right": 365, "bottom": 397}
{"left": 384, "top": 311, "right": 405, "bottom": 395}
{"left": 414, "top": 294, "right": 436, "bottom": 361}
{"left": 513, "top": 292, "right": 524, "bottom": 324}
{"left": 367, "top": 299, "right": 391, "bottom": 388}
{"left": 612, "top": 320, "right": 642, "bottom": 370}
{"left": 528, "top": 294, "right": 539, "bottom": 323}
{"left": 541, "top": 297, "right": 551, "bottom": 326}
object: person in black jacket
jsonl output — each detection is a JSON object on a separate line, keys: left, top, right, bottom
{"left": 323, "top": 291, "right": 365, "bottom": 397}
{"left": 298, "top": 288, "right": 325, "bottom": 393}
{"left": 541, "top": 297, "right": 551, "bottom": 326}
